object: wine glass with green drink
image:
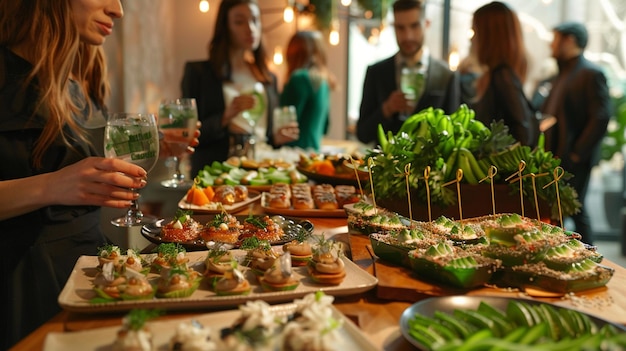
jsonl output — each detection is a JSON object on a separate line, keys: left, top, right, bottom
{"left": 400, "top": 66, "right": 425, "bottom": 120}
{"left": 104, "top": 112, "right": 159, "bottom": 227}
{"left": 241, "top": 82, "right": 266, "bottom": 159}
{"left": 158, "top": 98, "right": 198, "bottom": 188}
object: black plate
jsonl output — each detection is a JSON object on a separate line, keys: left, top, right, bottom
{"left": 399, "top": 295, "right": 626, "bottom": 350}
{"left": 141, "top": 215, "right": 314, "bottom": 251}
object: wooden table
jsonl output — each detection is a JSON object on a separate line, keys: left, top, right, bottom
{"left": 11, "top": 205, "right": 626, "bottom": 351}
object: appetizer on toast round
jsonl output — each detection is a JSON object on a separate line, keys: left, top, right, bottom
{"left": 93, "top": 262, "right": 155, "bottom": 301}
{"left": 213, "top": 264, "right": 251, "bottom": 296}
{"left": 307, "top": 236, "right": 346, "bottom": 285}
{"left": 282, "top": 227, "right": 313, "bottom": 266}
{"left": 112, "top": 309, "right": 161, "bottom": 351}
{"left": 150, "top": 243, "right": 189, "bottom": 273}
{"left": 258, "top": 253, "right": 300, "bottom": 291}
{"left": 200, "top": 212, "right": 242, "bottom": 244}
{"left": 156, "top": 265, "right": 202, "bottom": 299}
{"left": 169, "top": 320, "right": 217, "bottom": 351}
{"left": 241, "top": 237, "right": 279, "bottom": 276}
{"left": 203, "top": 245, "right": 235, "bottom": 288}
{"left": 160, "top": 210, "right": 202, "bottom": 243}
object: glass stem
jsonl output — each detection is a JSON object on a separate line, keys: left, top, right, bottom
{"left": 172, "top": 156, "right": 183, "bottom": 181}
{"left": 124, "top": 192, "right": 143, "bottom": 225}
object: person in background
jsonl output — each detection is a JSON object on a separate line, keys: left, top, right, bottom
{"left": 0, "top": 0, "right": 195, "bottom": 348}
{"left": 457, "top": 45, "right": 485, "bottom": 105}
{"left": 280, "top": 30, "right": 335, "bottom": 152}
{"left": 469, "top": 1, "right": 538, "bottom": 146}
{"left": 182, "top": 0, "right": 295, "bottom": 176}
{"left": 357, "top": 0, "right": 460, "bottom": 145}
{"left": 536, "top": 22, "right": 612, "bottom": 244}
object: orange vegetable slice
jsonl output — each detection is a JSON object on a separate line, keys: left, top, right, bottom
{"left": 314, "top": 159, "right": 335, "bottom": 176}
{"left": 203, "top": 186, "right": 215, "bottom": 202}
{"left": 186, "top": 186, "right": 209, "bottom": 206}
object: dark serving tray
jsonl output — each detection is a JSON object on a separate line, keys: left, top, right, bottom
{"left": 141, "top": 215, "right": 314, "bottom": 251}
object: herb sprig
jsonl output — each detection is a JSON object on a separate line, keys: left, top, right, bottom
{"left": 124, "top": 309, "right": 163, "bottom": 331}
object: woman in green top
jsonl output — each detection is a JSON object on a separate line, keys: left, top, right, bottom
{"left": 280, "top": 31, "right": 336, "bottom": 152}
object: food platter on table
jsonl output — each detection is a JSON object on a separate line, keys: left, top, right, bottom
{"left": 259, "top": 183, "right": 362, "bottom": 218}
{"left": 45, "top": 298, "right": 378, "bottom": 351}
{"left": 295, "top": 153, "right": 369, "bottom": 186}
{"left": 57, "top": 250, "right": 378, "bottom": 313}
{"left": 295, "top": 165, "right": 368, "bottom": 186}
{"left": 177, "top": 190, "right": 261, "bottom": 214}
{"left": 225, "top": 155, "right": 294, "bottom": 170}
{"left": 399, "top": 296, "right": 626, "bottom": 350}
{"left": 141, "top": 214, "right": 314, "bottom": 251}
{"left": 261, "top": 195, "right": 348, "bottom": 218}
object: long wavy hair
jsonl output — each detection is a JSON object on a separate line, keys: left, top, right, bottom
{"left": 0, "top": 0, "right": 109, "bottom": 168}
{"left": 208, "top": 0, "right": 272, "bottom": 84}
{"left": 471, "top": 1, "right": 527, "bottom": 100}
{"left": 285, "top": 30, "right": 336, "bottom": 91}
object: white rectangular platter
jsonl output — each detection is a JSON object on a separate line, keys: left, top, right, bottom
{"left": 58, "top": 250, "right": 378, "bottom": 313}
{"left": 44, "top": 303, "right": 378, "bottom": 351}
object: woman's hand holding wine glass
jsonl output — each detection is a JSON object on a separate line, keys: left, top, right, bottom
{"left": 104, "top": 112, "right": 160, "bottom": 227}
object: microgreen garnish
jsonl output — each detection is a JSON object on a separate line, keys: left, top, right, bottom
{"left": 240, "top": 236, "right": 271, "bottom": 251}
{"left": 312, "top": 235, "right": 342, "bottom": 256}
{"left": 209, "top": 213, "right": 229, "bottom": 228}
{"left": 153, "top": 243, "right": 186, "bottom": 258}
{"left": 294, "top": 227, "right": 310, "bottom": 243}
{"left": 244, "top": 213, "right": 267, "bottom": 229}
{"left": 207, "top": 245, "right": 229, "bottom": 261}
{"left": 97, "top": 244, "right": 120, "bottom": 256}
{"left": 124, "top": 309, "right": 163, "bottom": 331}
{"left": 168, "top": 265, "right": 190, "bottom": 278}
{"left": 314, "top": 290, "right": 325, "bottom": 301}
{"left": 174, "top": 209, "right": 193, "bottom": 224}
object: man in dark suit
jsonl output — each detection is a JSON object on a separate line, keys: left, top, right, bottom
{"left": 356, "top": 0, "right": 461, "bottom": 144}
{"left": 539, "top": 22, "right": 612, "bottom": 244}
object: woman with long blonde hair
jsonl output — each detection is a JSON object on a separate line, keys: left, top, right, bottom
{"left": 0, "top": 1, "right": 197, "bottom": 347}
{"left": 470, "top": 1, "right": 538, "bottom": 146}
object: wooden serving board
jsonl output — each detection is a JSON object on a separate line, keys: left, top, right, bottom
{"left": 349, "top": 233, "right": 626, "bottom": 325}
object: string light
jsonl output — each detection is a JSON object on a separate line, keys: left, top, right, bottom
{"left": 199, "top": 0, "right": 209, "bottom": 13}
{"left": 273, "top": 46, "right": 284, "bottom": 65}
{"left": 341, "top": 0, "right": 352, "bottom": 6}
{"left": 448, "top": 46, "right": 459, "bottom": 71}
{"left": 329, "top": 27, "right": 340, "bottom": 46}
{"left": 283, "top": 6, "right": 294, "bottom": 23}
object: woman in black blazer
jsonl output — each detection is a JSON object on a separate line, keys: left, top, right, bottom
{"left": 181, "top": 0, "right": 281, "bottom": 176}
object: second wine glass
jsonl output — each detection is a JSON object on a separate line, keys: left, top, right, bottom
{"left": 104, "top": 112, "right": 160, "bottom": 227}
{"left": 158, "top": 98, "right": 198, "bottom": 188}
{"left": 241, "top": 82, "right": 266, "bottom": 159}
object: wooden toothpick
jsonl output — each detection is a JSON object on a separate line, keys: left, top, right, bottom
{"left": 509, "top": 170, "right": 550, "bottom": 220}
{"left": 505, "top": 161, "right": 526, "bottom": 217}
{"left": 404, "top": 163, "right": 413, "bottom": 222}
{"left": 423, "top": 166, "right": 432, "bottom": 222}
{"left": 349, "top": 155, "right": 365, "bottom": 199}
{"left": 443, "top": 168, "right": 464, "bottom": 223}
{"left": 479, "top": 165, "right": 497, "bottom": 216}
{"left": 543, "top": 166, "right": 565, "bottom": 228}
{"left": 367, "top": 157, "right": 377, "bottom": 214}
